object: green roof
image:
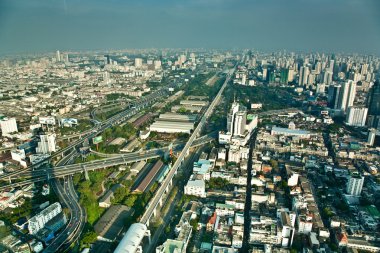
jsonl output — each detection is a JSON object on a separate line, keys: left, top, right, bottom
{"left": 367, "top": 205, "right": 380, "bottom": 218}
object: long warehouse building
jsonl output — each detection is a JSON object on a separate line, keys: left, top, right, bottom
{"left": 133, "top": 160, "right": 164, "bottom": 193}
{"left": 150, "top": 121, "right": 194, "bottom": 134}
{"left": 150, "top": 112, "right": 196, "bottom": 134}
{"left": 158, "top": 113, "right": 197, "bottom": 122}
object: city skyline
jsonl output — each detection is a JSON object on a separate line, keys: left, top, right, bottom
{"left": 1, "top": 0, "right": 380, "bottom": 55}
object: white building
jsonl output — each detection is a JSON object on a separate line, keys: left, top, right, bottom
{"left": 134, "top": 58, "right": 143, "bottom": 68}
{"left": 0, "top": 118, "right": 18, "bottom": 135}
{"left": 346, "top": 107, "right": 368, "bottom": 127}
{"left": 228, "top": 145, "right": 241, "bottom": 163}
{"left": 11, "top": 149, "right": 26, "bottom": 163}
{"left": 114, "top": 223, "right": 150, "bottom": 253}
{"left": 346, "top": 173, "right": 364, "bottom": 196}
{"left": 367, "top": 128, "right": 376, "bottom": 146}
{"left": 217, "top": 148, "right": 227, "bottom": 160}
{"left": 36, "top": 134, "right": 56, "bottom": 154}
{"left": 218, "top": 132, "right": 232, "bottom": 145}
{"left": 184, "top": 180, "right": 206, "bottom": 198}
{"left": 233, "top": 111, "right": 246, "bottom": 137}
{"left": 28, "top": 202, "right": 62, "bottom": 235}
{"left": 287, "top": 173, "right": 299, "bottom": 187}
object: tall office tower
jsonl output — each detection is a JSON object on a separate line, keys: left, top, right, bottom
{"left": 307, "top": 72, "right": 316, "bottom": 85}
{"left": 323, "top": 71, "right": 333, "bottom": 85}
{"left": 0, "top": 117, "right": 18, "bottom": 135}
{"left": 298, "top": 66, "right": 309, "bottom": 86}
{"left": 103, "top": 71, "right": 111, "bottom": 84}
{"left": 316, "top": 83, "right": 325, "bottom": 94}
{"left": 233, "top": 111, "right": 247, "bottom": 137}
{"left": 262, "top": 68, "right": 267, "bottom": 81}
{"left": 328, "top": 84, "right": 341, "bottom": 109}
{"left": 329, "top": 59, "right": 335, "bottom": 72}
{"left": 190, "top": 53, "right": 196, "bottom": 63}
{"left": 179, "top": 54, "right": 187, "bottom": 64}
{"left": 367, "top": 80, "right": 380, "bottom": 129}
{"left": 227, "top": 101, "right": 240, "bottom": 133}
{"left": 367, "top": 128, "right": 376, "bottom": 146}
{"left": 288, "top": 67, "right": 295, "bottom": 82}
{"left": 346, "top": 173, "right": 364, "bottom": 196}
{"left": 280, "top": 69, "right": 289, "bottom": 84}
{"left": 36, "top": 134, "right": 56, "bottom": 154}
{"left": 338, "top": 80, "right": 356, "bottom": 112}
{"left": 64, "top": 53, "right": 69, "bottom": 63}
{"left": 345, "top": 107, "right": 368, "bottom": 127}
{"left": 134, "top": 58, "right": 143, "bottom": 68}
{"left": 315, "top": 61, "right": 322, "bottom": 74}
{"left": 56, "top": 50, "right": 61, "bottom": 62}
{"left": 361, "top": 64, "right": 369, "bottom": 76}
{"left": 154, "top": 60, "right": 162, "bottom": 69}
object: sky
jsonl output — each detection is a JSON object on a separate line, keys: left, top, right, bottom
{"left": 0, "top": 0, "right": 379, "bottom": 55}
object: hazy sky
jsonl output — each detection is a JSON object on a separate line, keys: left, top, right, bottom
{"left": 0, "top": 0, "right": 379, "bottom": 55}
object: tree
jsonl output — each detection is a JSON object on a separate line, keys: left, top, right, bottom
{"left": 123, "top": 194, "right": 138, "bottom": 207}
{"left": 81, "top": 231, "right": 97, "bottom": 245}
{"left": 209, "top": 177, "right": 229, "bottom": 190}
{"left": 112, "top": 186, "right": 130, "bottom": 204}
{"left": 269, "top": 160, "right": 279, "bottom": 170}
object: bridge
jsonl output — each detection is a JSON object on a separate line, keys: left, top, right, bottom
{"left": 0, "top": 134, "right": 215, "bottom": 190}
{"left": 139, "top": 66, "right": 236, "bottom": 225}
{"left": 0, "top": 85, "right": 175, "bottom": 182}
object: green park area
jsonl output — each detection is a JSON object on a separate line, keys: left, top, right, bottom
{"left": 226, "top": 83, "right": 300, "bottom": 111}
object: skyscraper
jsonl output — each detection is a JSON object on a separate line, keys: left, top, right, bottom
{"left": 345, "top": 107, "right": 368, "bottom": 127}
{"left": 280, "top": 69, "right": 289, "bottom": 84}
{"left": 298, "top": 66, "right": 309, "bottom": 86}
{"left": 227, "top": 101, "right": 240, "bottom": 134}
{"left": 338, "top": 80, "right": 356, "bottom": 112}
{"left": 328, "top": 84, "right": 341, "bottom": 109}
{"left": 233, "top": 111, "right": 247, "bottom": 136}
{"left": 227, "top": 101, "right": 246, "bottom": 137}
{"left": 367, "top": 80, "right": 380, "bottom": 129}
{"left": 367, "top": 128, "right": 377, "bottom": 146}
{"left": 56, "top": 50, "right": 61, "bottom": 62}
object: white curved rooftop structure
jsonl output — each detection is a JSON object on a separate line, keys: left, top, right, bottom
{"left": 114, "top": 223, "right": 147, "bottom": 253}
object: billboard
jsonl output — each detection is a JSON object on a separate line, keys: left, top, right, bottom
{"left": 39, "top": 116, "right": 56, "bottom": 125}
{"left": 93, "top": 136, "right": 103, "bottom": 144}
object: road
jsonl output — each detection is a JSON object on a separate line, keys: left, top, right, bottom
{"left": 140, "top": 64, "right": 237, "bottom": 225}
{"left": 44, "top": 152, "right": 85, "bottom": 253}
{"left": 0, "top": 84, "right": 173, "bottom": 181}
{"left": 145, "top": 150, "right": 201, "bottom": 253}
{"left": 242, "top": 130, "right": 258, "bottom": 252}
{"left": 0, "top": 135, "right": 215, "bottom": 190}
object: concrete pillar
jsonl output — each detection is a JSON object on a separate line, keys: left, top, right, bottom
{"left": 146, "top": 230, "right": 151, "bottom": 244}
{"left": 159, "top": 197, "right": 163, "bottom": 207}
{"left": 84, "top": 167, "right": 89, "bottom": 181}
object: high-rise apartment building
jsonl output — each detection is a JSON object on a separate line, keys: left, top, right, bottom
{"left": 234, "top": 111, "right": 247, "bottom": 137}
{"left": 135, "top": 58, "right": 143, "bottom": 68}
{"left": 367, "top": 80, "right": 380, "bottom": 129}
{"left": 56, "top": 50, "right": 61, "bottom": 62}
{"left": 227, "top": 101, "right": 247, "bottom": 137}
{"left": 367, "top": 128, "right": 376, "bottom": 146}
{"left": 346, "top": 173, "right": 364, "bottom": 196}
{"left": 28, "top": 202, "right": 62, "bottom": 235}
{"left": 36, "top": 134, "right": 56, "bottom": 154}
{"left": 345, "top": 107, "right": 368, "bottom": 127}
